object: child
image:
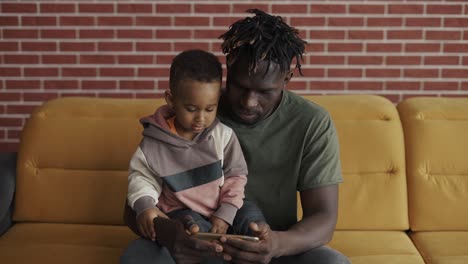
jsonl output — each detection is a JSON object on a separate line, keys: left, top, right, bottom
{"left": 127, "top": 49, "right": 262, "bottom": 241}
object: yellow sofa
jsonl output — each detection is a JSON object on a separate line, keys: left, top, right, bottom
{"left": 1, "top": 95, "right": 467, "bottom": 264}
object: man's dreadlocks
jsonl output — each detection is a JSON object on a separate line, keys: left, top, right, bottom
{"left": 219, "top": 9, "right": 307, "bottom": 76}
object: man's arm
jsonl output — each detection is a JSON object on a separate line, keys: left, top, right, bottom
{"left": 220, "top": 185, "right": 338, "bottom": 263}
{"left": 274, "top": 184, "right": 338, "bottom": 256}
{"left": 221, "top": 113, "right": 341, "bottom": 262}
{"left": 272, "top": 112, "right": 341, "bottom": 256}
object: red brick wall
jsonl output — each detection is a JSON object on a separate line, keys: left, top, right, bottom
{"left": 1, "top": 1, "right": 468, "bottom": 152}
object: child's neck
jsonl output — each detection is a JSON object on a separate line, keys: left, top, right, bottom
{"left": 174, "top": 120, "right": 198, "bottom": 141}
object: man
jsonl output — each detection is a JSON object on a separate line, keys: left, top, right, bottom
{"left": 121, "top": 9, "right": 349, "bottom": 264}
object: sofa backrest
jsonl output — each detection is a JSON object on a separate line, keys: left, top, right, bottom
{"left": 306, "top": 95, "right": 409, "bottom": 230}
{"left": 15, "top": 95, "right": 409, "bottom": 230}
{"left": 14, "top": 97, "right": 162, "bottom": 225}
{"left": 398, "top": 98, "right": 468, "bottom": 231}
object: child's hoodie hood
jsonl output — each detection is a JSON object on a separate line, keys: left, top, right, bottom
{"left": 139, "top": 105, "right": 219, "bottom": 148}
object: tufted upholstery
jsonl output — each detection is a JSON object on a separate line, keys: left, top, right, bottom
{"left": 398, "top": 98, "right": 468, "bottom": 231}
{"left": 13, "top": 98, "right": 160, "bottom": 225}
{"left": 398, "top": 98, "right": 468, "bottom": 264}
{"left": 309, "top": 95, "right": 408, "bottom": 230}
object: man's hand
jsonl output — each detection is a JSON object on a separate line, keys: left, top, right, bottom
{"left": 136, "top": 207, "right": 168, "bottom": 241}
{"left": 220, "top": 222, "right": 279, "bottom": 264}
{"left": 155, "top": 215, "right": 232, "bottom": 264}
{"left": 210, "top": 216, "right": 229, "bottom": 234}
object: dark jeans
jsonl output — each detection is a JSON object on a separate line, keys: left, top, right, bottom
{"left": 120, "top": 201, "right": 350, "bottom": 264}
{"left": 120, "top": 238, "right": 350, "bottom": 264}
{"left": 167, "top": 200, "right": 265, "bottom": 236}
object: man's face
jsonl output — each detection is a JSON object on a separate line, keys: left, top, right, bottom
{"left": 226, "top": 57, "right": 291, "bottom": 125}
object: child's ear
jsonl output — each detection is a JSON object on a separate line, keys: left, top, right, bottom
{"left": 164, "top": 90, "right": 174, "bottom": 108}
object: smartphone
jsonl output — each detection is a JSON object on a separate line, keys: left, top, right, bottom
{"left": 193, "top": 232, "right": 259, "bottom": 242}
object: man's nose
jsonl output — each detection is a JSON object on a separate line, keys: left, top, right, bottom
{"left": 241, "top": 91, "right": 258, "bottom": 109}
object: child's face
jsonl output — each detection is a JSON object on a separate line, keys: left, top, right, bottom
{"left": 167, "top": 79, "right": 221, "bottom": 140}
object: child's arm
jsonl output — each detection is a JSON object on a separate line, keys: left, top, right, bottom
{"left": 137, "top": 207, "right": 168, "bottom": 241}
{"left": 127, "top": 147, "right": 165, "bottom": 240}
{"left": 128, "top": 147, "right": 162, "bottom": 214}
{"left": 212, "top": 131, "right": 248, "bottom": 226}
{"left": 210, "top": 215, "right": 229, "bottom": 234}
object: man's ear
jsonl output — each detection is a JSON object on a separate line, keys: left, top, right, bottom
{"left": 164, "top": 90, "right": 174, "bottom": 108}
{"left": 284, "top": 70, "right": 294, "bottom": 85}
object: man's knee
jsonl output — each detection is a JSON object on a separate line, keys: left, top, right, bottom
{"left": 273, "top": 246, "right": 350, "bottom": 264}
{"left": 120, "top": 238, "right": 174, "bottom": 264}
{"left": 120, "top": 238, "right": 228, "bottom": 264}
{"left": 299, "top": 246, "right": 350, "bottom": 264}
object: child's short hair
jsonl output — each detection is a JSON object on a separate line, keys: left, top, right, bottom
{"left": 169, "top": 50, "right": 222, "bottom": 95}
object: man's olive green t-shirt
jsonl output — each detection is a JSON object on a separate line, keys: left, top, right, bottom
{"left": 219, "top": 90, "right": 343, "bottom": 231}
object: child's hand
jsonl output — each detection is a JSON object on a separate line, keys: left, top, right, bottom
{"left": 209, "top": 216, "right": 229, "bottom": 234}
{"left": 136, "top": 207, "right": 168, "bottom": 241}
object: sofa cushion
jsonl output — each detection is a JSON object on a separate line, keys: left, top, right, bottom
{"left": 0, "top": 244, "right": 125, "bottom": 264}
{"left": 329, "top": 231, "right": 425, "bottom": 264}
{"left": 305, "top": 95, "right": 408, "bottom": 230}
{"left": 0, "top": 223, "right": 137, "bottom": 264}
{"left": 410, "top": 232, "right": 468, "bottom": 264}
{"left": 14, "top": 98, "right": 162, "bottom": 224}
{"left": 398, "top": 98, "right": 468, "bottom": 231}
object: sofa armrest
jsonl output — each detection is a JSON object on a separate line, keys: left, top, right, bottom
{"left": 0, "top": 152, "right": 17, "bottom": 236}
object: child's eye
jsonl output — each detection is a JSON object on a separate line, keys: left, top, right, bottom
{"left": 186, "top": 107, "right": 196, "bottom": 112}
{"left": 206, "top": 108, "right": 215, "bottom": 112}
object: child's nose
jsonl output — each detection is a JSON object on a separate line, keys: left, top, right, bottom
{"left": 195, "top": 112, "right": 205, "bottom": 122}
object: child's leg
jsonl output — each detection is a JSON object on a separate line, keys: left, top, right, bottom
{"left": 167, "top": 208, "right": 212, "bottom": 233}
{"left": 230, "top": 200, "right": 266, "bottom": 236}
